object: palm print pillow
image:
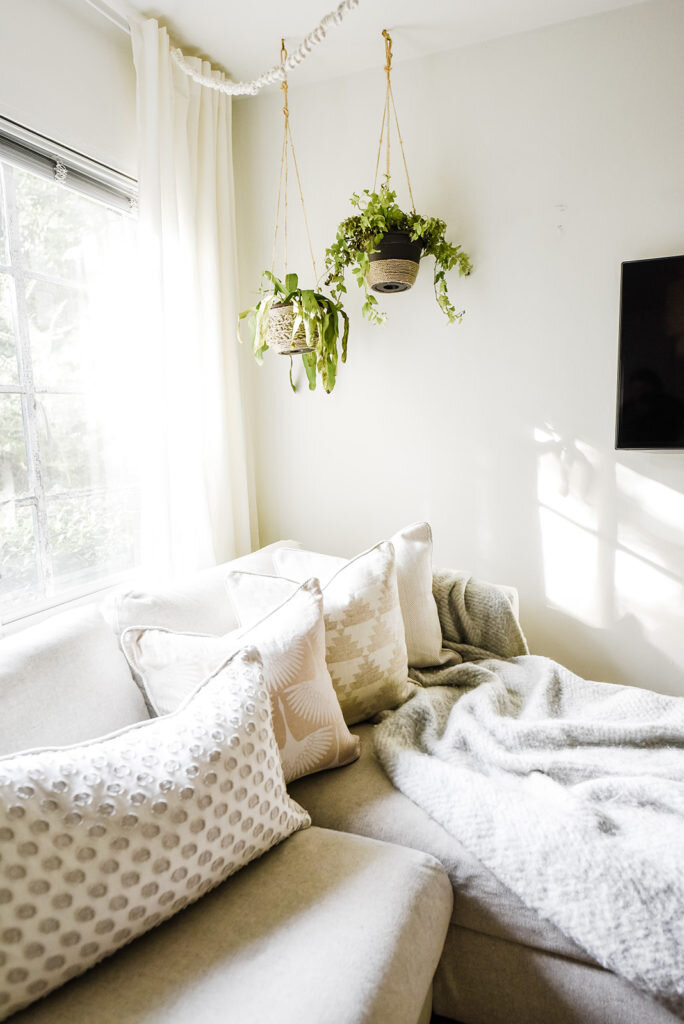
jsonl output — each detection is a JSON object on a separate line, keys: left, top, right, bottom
{"left": 121, "top": 580, "right": 359, "bottom": 782}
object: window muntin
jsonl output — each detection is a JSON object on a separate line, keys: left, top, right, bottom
{"left": 0, "top": 154, "right": 140, "bottom": 622}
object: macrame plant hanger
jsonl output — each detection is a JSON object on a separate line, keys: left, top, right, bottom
{"left": 373, "top": 30, "right": 415, "bottom": 210}
{"left": 266, "top": 40, "right": 319, "bottom": 359}
{"left": 364, "top": 29, "right": 425, "bottom": 294}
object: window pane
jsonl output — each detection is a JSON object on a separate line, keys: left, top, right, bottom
{"left": 26, "top": 277, "right": 85, "bottom": 390}
{"left": 47, "top": 489, "right": 139, "bottom": 592}
{"left": 0, "top": 502, "right": 39, "bottom": 616}
{"left": 0, "top": 273, "right": 18, "bottom": 384}
{"left": 37, "top": 394, "right": 106, "bottom": 494}
{"left": 14, "top": 166, "right": 121, "bottom": 281}
{"left": 0, "top": 166, "right": 7, "bottom": 262}
{"left": 0, "top": 393, "right": 29, "bottom": 497}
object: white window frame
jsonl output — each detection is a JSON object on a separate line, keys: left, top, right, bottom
{"left": 0, "top": 117, "right": 139, "bottom": 632}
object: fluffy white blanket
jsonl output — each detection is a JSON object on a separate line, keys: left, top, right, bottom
{"left": 374, "top": 571, "right": 684, "bottom": 1016}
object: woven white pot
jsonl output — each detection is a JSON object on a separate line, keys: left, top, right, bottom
{"left": 266, "top": 303, "right": 315, "bottom": 355}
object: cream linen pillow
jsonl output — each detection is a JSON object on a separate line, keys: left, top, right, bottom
{"left": 227, "top": 542, "right": 414, "bottom": 726}
{"left": 0, "top": 648, "right": 309, "bottom": 1021}
{"left": 273, "top": 523, "right": 443, "bottom": 668}
{"left": 121, "top": 580, "right": 359, "bottom": 783}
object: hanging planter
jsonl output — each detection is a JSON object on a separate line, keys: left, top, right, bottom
{"left": 238, "top": 41, "right": 349, "bottom": 393}
{"left": 325, "top": 31, "right": 472, "bottom": 325}
{"left": 239, "top": 271, "right": 348, "bottom": 393}
{"left": 367, "top": 230, "right": 423, "bottom": 293}
{"left": 266, "top": 301, "right": 315, "bottom": 355}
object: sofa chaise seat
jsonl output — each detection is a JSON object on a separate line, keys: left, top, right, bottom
{"left": 289, "top": 725, "right": 681, "bottom": 1024}
{"left": 7, "top": 824, "right": 451, "bottom": 1024}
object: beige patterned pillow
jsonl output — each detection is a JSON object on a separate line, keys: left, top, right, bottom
{"left": 227, "top": 543, "right": 415, "bottom": 726}
{"left": 274, "top": 523, "right": 443, "bottom": 668}
{"left": 121, "top": 580, "right": 359, "bottom": 783}
{"left": 0, "top": 648, "right": 309, "bottom": 1020}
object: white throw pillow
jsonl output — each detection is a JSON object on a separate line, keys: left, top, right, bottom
{"left": 227, "top": 543, "right": 414, "bottom": 726}
{"left": 107, "top": 541, "right": 301, "bottom": 641}
{"left": 121, "top": 580, "right": 360, "bottom": 783}
{"left": 0, "top": 648, "right": 310, "bottom": 1021}
{"left": 274, "top": 523, "right": 443, "bottom": 668}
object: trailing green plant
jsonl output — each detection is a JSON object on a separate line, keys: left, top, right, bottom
{"left": 325, "top": 181, "right": 473, "bottom": 326}
{"left": 238, "top": 270, "right": 349, "bottom": 394}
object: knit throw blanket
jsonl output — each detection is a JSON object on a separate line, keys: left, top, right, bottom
{"left": 374, "top": 571, "right": 684, "bottom": 1016}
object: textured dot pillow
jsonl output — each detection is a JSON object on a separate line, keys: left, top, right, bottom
{"left": 273, "top": 523, "right": 443, "bottom": 668}
{"left": 121, "top": 580, "right": 359, "bottom": 784}
{"left": 227, "top": 542, "right": 415, "bottom": 726}
{"left": 0, "top": 648, "right": 309, "bottom": 1021}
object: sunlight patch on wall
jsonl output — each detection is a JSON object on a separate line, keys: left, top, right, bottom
{"left": 535, "top": 426, "right": 602, "bottom": 626}
{"left": 615, "top": 464, "right": 684, "bottom": 570}
{"left": 613, "top": 464, "right": 684, "bottom": 665}
{"left": 538, "top": 507, "right": 601, "bottom": 626}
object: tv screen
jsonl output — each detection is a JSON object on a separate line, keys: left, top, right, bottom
{"left": 616, "top": 254, "right": 684, "bottom": 450}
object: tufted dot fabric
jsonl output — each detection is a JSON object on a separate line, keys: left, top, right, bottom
{"left": 0, "top": 647, "right": 309, "bottom": 1020}
{"left": 122, "top": 580, "right": 360, "bottom": 783}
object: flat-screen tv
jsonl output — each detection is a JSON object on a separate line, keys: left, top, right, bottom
{"left": 615, "top": 254, "right": 684, "bottom": 450}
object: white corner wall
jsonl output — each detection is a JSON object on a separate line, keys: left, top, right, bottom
{"left": 234, "top": 0, "right": 684, "bottom": 696}
{"left": 0, "top": 0, "right": 136, "bottom": 175}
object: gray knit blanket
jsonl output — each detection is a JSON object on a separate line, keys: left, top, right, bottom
{"left": 374, "top": 571, "right": 684, "bottom": 1017}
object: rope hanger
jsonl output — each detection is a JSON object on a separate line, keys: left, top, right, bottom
{"left": 373, "top": 29, "right": 416, "bottom": 211}
{"left": 271, "top": 41, "right": 318, "bottom": 285}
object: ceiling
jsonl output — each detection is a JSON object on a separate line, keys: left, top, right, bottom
{"left": 116, "top": 0, "right": 646, "bottom": 85}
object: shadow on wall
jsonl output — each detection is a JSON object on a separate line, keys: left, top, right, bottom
{"left": 529, "top": 424, "right": 684, "bottom": 696}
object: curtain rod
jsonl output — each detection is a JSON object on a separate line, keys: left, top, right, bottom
{"left": 84, "top": 0, "right": 134, "bottom": 34}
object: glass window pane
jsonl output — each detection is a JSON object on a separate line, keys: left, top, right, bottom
{"left": 37, "top": 394, "right": 106, "bottom": 494}
{"left": 0, "top": 273, "right": 18, "bottom": 384}
{"left": 0, "top": 165, "right": 7, "bottom": 262}
{"left": 26, "top": 278, "right": 86, "bottom": 390}
{"left": 48, "top": 489, "right": 139, "bottom": 592}
{"left": 0, "top": 501, "right": 39, "bottom": 616}
{"left": 14, "top": 166, "right": 122, "bottom": 281}
{"left": 0, "top": 277, "right": 17, "bottom": 386}
{"left": 0, "top": 393, "right": 29, "bottom": 497}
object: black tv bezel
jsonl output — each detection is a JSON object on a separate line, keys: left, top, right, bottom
{"left": 615, "top": 253, "right": 684, "bottom": 452}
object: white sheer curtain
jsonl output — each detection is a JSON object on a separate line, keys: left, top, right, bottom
{"left": 129, "top": 16, "right": 257, "bottom": 576}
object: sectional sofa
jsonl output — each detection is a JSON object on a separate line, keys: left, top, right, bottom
{"left": 0, "top": 540, "right": 677, "bottom": 1023}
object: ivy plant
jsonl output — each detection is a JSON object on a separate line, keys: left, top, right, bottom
{"left": 238, "top": 270, "right": 349, "bottom": 394}
{"left": 325, "top": 181, "right": 473, "bottom": 326}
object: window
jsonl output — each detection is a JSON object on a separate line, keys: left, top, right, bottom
{"left": 0, "top": 121, "right": 140, "bottom": 623}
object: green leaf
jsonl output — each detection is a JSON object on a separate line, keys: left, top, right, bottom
{"left": 302, "top": 351, "right": 317, "bottom": 390}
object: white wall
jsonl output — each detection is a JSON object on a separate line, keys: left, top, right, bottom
{"left": 0, "top": 0, "right": 136, "bottom": 175}
{"left": 234, "top": 0, "right": 684, "bottom": 696}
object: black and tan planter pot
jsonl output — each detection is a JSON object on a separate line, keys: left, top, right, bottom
{"left": 266, "top": 301, "right": 315, "bottom": 355}
{"left": 366, "top": 231, "right": 423, "bottom": 293}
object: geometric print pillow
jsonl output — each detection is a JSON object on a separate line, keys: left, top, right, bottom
{"left": 0, "top": 648, "right": 310, "bottom": 1021}
{"left": 121, "top": 580, "right": 359, "bottom": 783}
{"left": 274, "top": 522, "right": 443, "bottom": 669}
{"left": 227, "top": 542, "right": 415, "bottom": 726}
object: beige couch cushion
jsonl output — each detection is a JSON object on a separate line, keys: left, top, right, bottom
{"left": 11, "top": 826, "right": 452, "bottom": 1024}
{"left": 0, "top": 607, "right": 148, "bottom": 758}
{"left": 289, "top": 723, "right": 590, "bottom": 964}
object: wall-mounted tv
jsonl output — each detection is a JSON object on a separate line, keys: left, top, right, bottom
{"left": 615, "top": 254, "right": 684, "bottom": 450}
